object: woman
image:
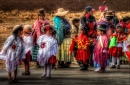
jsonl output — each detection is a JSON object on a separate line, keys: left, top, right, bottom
{"left": 53, "top": 8, "right": 72, "bottom": 67}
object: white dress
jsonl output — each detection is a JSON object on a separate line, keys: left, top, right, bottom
{"left": 23, "top": 35, "right": 33, "bottom": 56}
{"left": 37, "top": 35, "right": 58, "bottom": 66}
{"left": 0, "top": 35, "right": 25, "bottom": 72}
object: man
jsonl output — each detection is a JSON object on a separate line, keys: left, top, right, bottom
{"left": 81, "top": 6, "right": 97, "bottom": 69}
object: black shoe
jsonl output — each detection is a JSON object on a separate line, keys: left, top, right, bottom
{"left": 22, "top": 72, "right": 30, "bottom": 76}
{"left": 8, "top": 79, "right": 14, "bottom": 84}
{"left": 111, "top": 65, "right": 116, "bottom": 68}
{"left": 36, "top": 65, "right": 41, "bottom": 68}
{"left": 116, "top": 65, "right": 120, "bottom": 69}
{"left": 80, "top": 67, "right": 88, "bottom": 70}
{"left": 12, "top": 79, "right": 19, "bottom": 83}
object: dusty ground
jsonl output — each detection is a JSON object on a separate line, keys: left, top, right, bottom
{"left": 0, "top": 10, "right": 130, "bottom": 69}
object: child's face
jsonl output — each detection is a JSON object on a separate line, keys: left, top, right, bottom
{"left": 116, "top": 27, "right": 123, "bottom": 33}
{"left": 38, "top": 15, "right": 45, "bottom": 20}
{"left": 75, "top": 21, "right": 80, "bottom": 27}
{"left": 88, "top": 10, "right": 93, "bottom": 16}
{"left": 79, "top": 29, "right": 84, "bottom": 34}
{"left": 97, "top": 29, "right": 102, "bottom": 36}
{"left": 18, "top": 30, "right": 23, "bottom": 36}
{"left": 46, "top": 30, "right": 52, "bottom": 35}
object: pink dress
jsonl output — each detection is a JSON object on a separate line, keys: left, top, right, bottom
{"left": 32, "top": 19, "right": 50, "bottom": 45}
{"left": 94, "top": 34, "right": 109, "bottom": 67}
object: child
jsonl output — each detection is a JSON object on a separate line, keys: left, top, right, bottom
{"left": 70, "top": 18, "right": 80, "bottom": 38}
{"left": 70, "top": 28, "right": 90, "bottom": 70}
{"left": 32, "top": 8, "right": 50, "bottom": 68}
{"left": 37, "top": 25, "right": 58, "bottom": 78}
{"left": 94, "top": 24, "right": 109, "bottom": 72}
{"left": 0, "top": 25, "right": 25, "bottom": 83}
{"left": 110, "top": 24, "right": 126, "bottom": 69}
{"left": 22, "top": 25, "right": 33, "bottom": 75}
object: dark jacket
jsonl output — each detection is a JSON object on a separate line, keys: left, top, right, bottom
{"left": 81, "top": 15, "right": 97, "bottom": 37}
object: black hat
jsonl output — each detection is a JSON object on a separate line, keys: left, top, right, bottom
{"left": 97, "top": 24, "right": 107, "bottom": 31}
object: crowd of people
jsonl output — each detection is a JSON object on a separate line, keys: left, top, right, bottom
{"left": 0, "top": 1, "right": 130, "bottom": 84}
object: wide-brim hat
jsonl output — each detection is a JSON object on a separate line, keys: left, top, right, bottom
{"left": 41, "top": 25, "right": 54, "bottom": 33}
{"left": 97, "top": 24, "right": 107, "bottom": 31}
{"left": 105, "top": 11, "right": 114, "bottom": 17}
{"left": 54, "top": 8, "right": 69, "bottom": 16}
{"left": 12, "top": 25, "right": 23, "bottom": 33}
{"left": 24, "top": 25, "right": 32, "bottom": 33}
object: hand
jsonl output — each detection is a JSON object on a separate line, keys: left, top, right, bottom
{"left": 102, "top": 49, "right": 107, "bottom": 53}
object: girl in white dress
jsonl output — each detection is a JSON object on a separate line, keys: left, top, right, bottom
{"left": 0, "top": 25, "right": 25, "bottom": 83}
{"left": 37, "top": 25, "right": 58, "bottom": 79}
{"left": 22, "top": 25, "right": 33, "bottom": 75}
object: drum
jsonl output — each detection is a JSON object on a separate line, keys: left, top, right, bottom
{"left": 57, "top": 38, "right": 73, "bottom": 67}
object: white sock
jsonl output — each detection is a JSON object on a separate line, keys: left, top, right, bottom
{"left": 117, "top": 57, "right": 120, "bottom": 66}
{"left": 112, "top": 57, "right": 116, "bottom": 65}
{"left": 43, "top": 64, "right": 47, "bottom": 76}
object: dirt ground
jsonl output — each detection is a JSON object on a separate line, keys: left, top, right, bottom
{"left": 0, "top": 10, "right": 130, "bottom": 69}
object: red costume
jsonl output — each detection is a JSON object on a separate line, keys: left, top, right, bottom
{"left": 70, "top": 34, "right": 90, "bottom": 64}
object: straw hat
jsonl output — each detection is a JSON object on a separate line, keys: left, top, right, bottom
{"left": 24, "top": 25, "right": 32, "bottom": 33}
{"left": 54, "top": 8, "right": 69, "bottom": 16}
{"left": 105, "top": 11, "right": 114, "bottom": 17}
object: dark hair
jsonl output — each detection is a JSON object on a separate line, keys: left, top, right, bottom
{"left": 101, "top": 30, "right": 106, "bottom": 34}
{"left": 38, "top": 8, "right": 45, "bottom": 16}
{"left": 121, "top": 16, "right": 130, "bottom": 23}
{"left": 105, "top": 16, "right": 114, "bottom": 21}
{"left": 52, "top": 30, "right": 56, "bottom": 35}
{"left": 72, "top": 18, "right": 80, "bottom": 25}
{"left": 44, "top": 26, "right": 53, "bottom": 33}
{"left": 12, "top": 25, "right": 23, "bottom": 39}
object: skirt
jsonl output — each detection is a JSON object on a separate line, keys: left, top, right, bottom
{"left": 109, "top": 47, "right": 123, "bottom": 57}
{"left": 48, "top": 55, "right": 57, "bottom": 64}
{"left": 57, "top": 38, "right": 73, "bottom": 63}
{"left": 22, "top": 51, "right": 32, "bottom": 62}
{"left": 32, "top": 46, "right": 39, "bottom": 61}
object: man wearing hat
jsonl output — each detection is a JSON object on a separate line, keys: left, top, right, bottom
{"left": 94, "top": 24, "right": 109, "bottom": 72}
{"left": 53, "top": 8, "right": 72, "bottom": 67}
{"left": 98, "top": 10, "right": 115, "bottom": 37}
{"left": 81, "top": 6, "right": 97, "bottom": 67}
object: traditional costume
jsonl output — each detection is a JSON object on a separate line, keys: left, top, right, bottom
{"left": 37, "top": 25, "right": 58, "bottom": 78}
{"left": 70, "top": 32, "right": 90, "bottom": 70}
{"left": 0, "top": 25, "right": 25, "bottom": 72}
{"left": 94, "top": 24, "right": 109, "bottom": 72}
{"left": 53, "top": 8, "right": 72, "bottom": 67}
{"left": 109, "top": 24, "right": 126, "bottom": 68}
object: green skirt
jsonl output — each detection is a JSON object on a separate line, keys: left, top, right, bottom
{"left": 57, "top": 38, "right": 73, "bottom": 63}
{"left": 32, "top": 46, "right": 39, "bottom": 61}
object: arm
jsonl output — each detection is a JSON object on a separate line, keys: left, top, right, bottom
{"left": 1, "top": 35, "right": 15, "bottom": 55}
{"left": 81, "top": 16, "right": 89, "bottom": 34}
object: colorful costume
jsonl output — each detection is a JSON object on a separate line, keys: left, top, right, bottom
{"left": 37, "top": 35, "right": 58, "bottom": 66}
{"left": 53, "top": 16, "right": 72, "bottom": 67}
{"left": 0, "top": 35, "right": 25, "bottom": 72}
{"left": 75, "top": 34, "right": 90, "bottom": 64}
{"left": 109, "top": 33, "right": 126, "bottom": 67}
{"left": 94, "top": 35, "right": 109, "bottom": 68}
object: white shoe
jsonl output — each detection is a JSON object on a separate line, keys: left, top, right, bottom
{"left": 94, "top": 67, "right": 101, "bottom": 72}
{"left": 40, "top": 74, "right": 46, "bottom": 78}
